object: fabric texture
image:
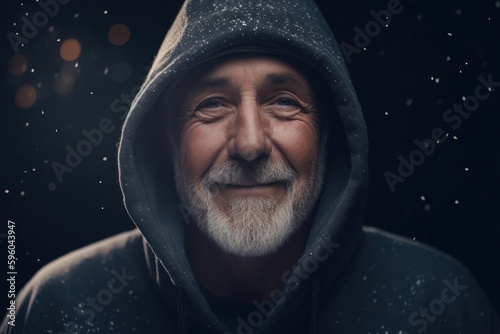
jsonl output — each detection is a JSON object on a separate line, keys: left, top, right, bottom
{"left": 2, "top": 0, "right": 499, "bottom": 333}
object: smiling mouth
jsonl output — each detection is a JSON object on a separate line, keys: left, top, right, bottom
{"left": 223, "top": 181, "right": 285, "bottom": 187}
{"left": 215, "top": 181, "right": 287, "bottom": 195}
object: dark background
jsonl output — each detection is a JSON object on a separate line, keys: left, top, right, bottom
{"left": 1, "top": 0, "right": 499, "bottom": 315}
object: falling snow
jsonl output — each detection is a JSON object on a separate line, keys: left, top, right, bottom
{"left": 3, "top": 2, "right": 498, "bottom": 327}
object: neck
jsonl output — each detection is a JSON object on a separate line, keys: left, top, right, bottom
{"left": 185, "top": 221, "right": 311, "bottom": 302}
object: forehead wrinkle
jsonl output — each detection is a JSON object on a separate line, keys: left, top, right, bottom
{"left": 188, "top": 77, "right": 232, "bottom": 95}
{"left": 189, "top": 68, "right": 308, "bottom": 93}
{"left": 264, "top": 72, "right": 308, "bottom": 91}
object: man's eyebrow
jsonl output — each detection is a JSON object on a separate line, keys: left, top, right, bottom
{"left": 189, "top": 77, "right": 231, "bottom": 93}
{"left": 265, "top": 73, "right": 307, "bottom": 89}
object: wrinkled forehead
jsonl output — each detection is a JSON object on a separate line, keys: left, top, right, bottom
{"left": 178, "top": 53, "right": 316, "bottom": 94}
{"left": 161, "top": 52, "right": 325, "bottom": 113}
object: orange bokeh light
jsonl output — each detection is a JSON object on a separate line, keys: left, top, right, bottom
{"left": 15, "top": 84, "right": 37, "bottom": 109}
{"left": 60, "top": 38, "right": 82, "bottom": 61}
{"left": 8, "top": 54, "right": 28, "bottom": 75}
{"left": 108, "top": 24, "right": 131, "bottom": 46}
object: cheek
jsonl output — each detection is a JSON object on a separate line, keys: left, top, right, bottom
{"left": 178, "top": 123, "right": 226, "bottom": 179}
{"left": 273, "top": 120, "right": 319, "bottom": 175}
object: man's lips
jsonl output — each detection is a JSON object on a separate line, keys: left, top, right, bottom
{"left": 214, "top": 181, "right": 286, "bottom": 195}
{"left": 221, "top": 181, "right": 283, "bottom": 187}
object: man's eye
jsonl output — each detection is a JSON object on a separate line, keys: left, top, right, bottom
{"left": 275, "top": 97, "right": 297, "bottom": 106}
{"left": 197, "top": 99, "right": 222, "bottom": 109}
{"left": 192, "top": 98, "right": 231, "bottom": 122}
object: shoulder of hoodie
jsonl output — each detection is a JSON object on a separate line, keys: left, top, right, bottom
{"left": 361, "top": 225, "right": 472, "bottom": 271}
{"left": 0, "top": 229, "right": 153, "bottom": 333}
{"left": 356, "top": 226, "right": 499, "bottom": 309}
{"left": 321, "top": 226, "right": 500, "bottom": 333}
{"left": 26, "top": 228, "right": 146, "bottom": 289}
{"left": 359, "top": 226, "right": 499, "bottom": 322}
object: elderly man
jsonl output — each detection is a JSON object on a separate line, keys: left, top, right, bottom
{"left": 2, "top": 0, "right": 499, "bottom": 333}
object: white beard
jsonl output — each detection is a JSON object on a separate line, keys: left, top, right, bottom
{"left": 174, "top": 139, "right": 326, "bottom": 257}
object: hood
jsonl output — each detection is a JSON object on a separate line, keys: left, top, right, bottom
{"left": 118, "top": 0, "right": 368, "bottom": 332}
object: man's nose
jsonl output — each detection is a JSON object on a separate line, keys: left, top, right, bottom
{"left": 227, "top": 100, "right": 272, "bottom": 161}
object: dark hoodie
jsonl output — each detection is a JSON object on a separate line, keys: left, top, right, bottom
{"left": 2, "top": 0, "right": 499, "bottom": 333}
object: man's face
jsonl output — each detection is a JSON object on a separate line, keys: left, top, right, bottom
{"left": 170, "top": 55, "right": 326, "bottom": 257}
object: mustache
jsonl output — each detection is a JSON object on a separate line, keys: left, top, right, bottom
{"left": 202, "top": 158, "right": 297, "bottom": 190}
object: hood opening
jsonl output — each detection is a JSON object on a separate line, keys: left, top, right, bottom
{"left": 118, "top": 1, "right": 368, "bottom": 331}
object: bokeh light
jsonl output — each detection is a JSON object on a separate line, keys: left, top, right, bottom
{"left": 54, "top": 72, "right": 76, "bottom": 96}
{"left": 15, "top": 84, "right": 37, "bottom": 109}
{"left": 8, "top": 54, "right": 28, "bottom": 75}
{"left": 108, "top": 24, "right": 131, "bottom": 46}
{"left": 60, "top": 38, "right": 82, "bottom": 61}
